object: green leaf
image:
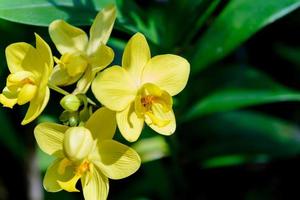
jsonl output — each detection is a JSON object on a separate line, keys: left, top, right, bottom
{"left": 184, "top": 65, "right": 300, "bottom": 120}
{"left": 0, "top": 0, "right": 114, "bottom": 26}
{"left": 191, "top": 0, "right": 300, "bottom": 74}
{"left": 186, "top": 89, "right": 300, "bottom": 120}
{"left": 189, "top": 111, "right": 300, "bottom": 168}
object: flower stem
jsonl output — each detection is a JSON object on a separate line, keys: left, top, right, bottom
{"left": 48, "top": 82, "right": 70, "bottom": 96}
{"left": 48, "top": 82, "right": 97, "bottom": 106}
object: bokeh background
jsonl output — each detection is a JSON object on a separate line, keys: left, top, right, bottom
{"left": 1, "top": 0, "right": 300, "bottom": 199}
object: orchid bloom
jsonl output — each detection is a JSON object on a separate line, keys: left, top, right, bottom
{"left": 49, "top": 5, "right": 116, "bottom": 93}
{"left": 0, "top": 34, "right": 53, "bottom": 125}
{"left": 34, "top": 107, "right": 141, "bottom": 200}
{"left": 92, "top": 33, "right": 190, "bottom": 142}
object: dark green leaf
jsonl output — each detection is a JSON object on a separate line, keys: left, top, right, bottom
{"left": 191, "top": 0, "right": 300, "bottom": 74}
{"left": 186, "top": 89, "right": 300, "bottom": 120}
{"left": 0, "top": 0, "right": 114, "bottom": 26}
{"left": 189, "top": 111, "right": 300, "bottom": 168}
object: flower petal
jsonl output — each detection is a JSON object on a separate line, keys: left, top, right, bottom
{"left": 22, "top": 64, "right": 50, "bottom": 125}
{"left": 17, "top": 84, "right": 37, "bottom": 105}
{"left": 116, "top": 103, "right": 144, "bottom": 142}
{"left": 21, "top": 86, "right": 49, "bottom": 125}
{"left": 89, "top": 44, "right": 114, "bottom": 71}
{"left": 145, "top": 107, "right": 176, "bottom": 136}
{"left": 81, "top": 167, "right": 109, "bottom": 200}
{"left": 50, "top": 65, "right": 80, "bottom": 86}
{"left": 85, "top": 107, "right": 116, "bottom": 141}
{"left": 34, "top": 122, "right": 68, "bottom": 155}
{"left": 0, "top": 87, "right": 18, "bottom": 108}
{"left": 49, "top": 20, "right": 88, "bottom": 54}
{"left": 20, "top": 34, "right": 53, "bottom": 76}
{"left": 122, "top": 33, "right": 150, "bottom": 85}
{"left": 75, "top": 45, "right": 114, "bottom": 94}
{"left": 44, "top": 158, "right": 75, "bottom": 192}
{"left": 92, "top": 66, "right": 137, "bottom": 111}
{"left": 87, "top": 5, "right": 116, "bottom": 55}
{"left": 141, "top": 54, "right": 190, "bottom": 96}
{"left": 35, "top": 33, "right": 53, "bottom": 72}
{"left": 93, "top": 140, "right": 141, "bottom": 180}
{"left": 5, "top": 42, "right": 35, "bottom": 73}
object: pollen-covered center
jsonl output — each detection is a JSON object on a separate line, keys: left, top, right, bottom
{"left": 135, "top": 83, "right": 173, "bottom": 127}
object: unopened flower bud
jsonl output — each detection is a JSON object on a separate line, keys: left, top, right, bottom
{"left": 60, "top": 95, "right": 81, "bottom": 112}
{"left": 63, "top": 127, "right": 93, "bottom": 161}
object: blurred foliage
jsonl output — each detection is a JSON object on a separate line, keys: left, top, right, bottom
{"left": 1, "top": 0, "right": 300, "bottom": 199}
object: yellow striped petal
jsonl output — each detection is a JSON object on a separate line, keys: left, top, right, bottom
{"left": 122, "top": 33, "right": 150, "bottom": 85}
{"left": 92, "top": 140, "right": 141, "bottom": 180}
{"left": 87, "top": 5, "right": 116, "bottom": 55}
{"left": 85, "top": 107, "right": 116, "bottom": 141}
{"left": 141, "top": 54, "right": 190, "bottom": 96}
{"left": 81, "top": 167, "right": 109, "bottom": 200}
{"left": 116, "top": 103, "right": 144, "bottom": 142}
{"left": 92, "top": 66, "right": 137, "bottom": 111}
{"left": 49, "top": 20, "right": 88, "bottom": 54}
{"left": 44, "top": 158, "right": 75, "bottom": 192}
{"left": 34, "top": 122, "right": 68, "bottom": 156}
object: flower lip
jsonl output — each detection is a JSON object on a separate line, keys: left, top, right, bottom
{"left": 135, "top": 83, "right": 173, "bottom": 127}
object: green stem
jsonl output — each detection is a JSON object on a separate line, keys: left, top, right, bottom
{"left": 48, "top": 82, "right": 69, "bottom": 96}
{"left": 48, "top": 82, "right": 97, "bottom": 107}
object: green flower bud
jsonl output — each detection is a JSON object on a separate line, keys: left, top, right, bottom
{"left": 63, "top": 127, "right": 94, "bottom": 161}
{"left": 60, "top": 95, "right": 81, "bottom": 112}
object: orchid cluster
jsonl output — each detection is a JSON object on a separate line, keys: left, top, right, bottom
{"left": 0, "top": 5, "right": 190, "bottom": 200}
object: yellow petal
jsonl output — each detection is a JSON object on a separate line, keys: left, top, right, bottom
{"left": 87, "top": 5, "right": 116, "bottom": 55}
{"left": 0, "top": 93, "right": 17, "bottom": 108}
{"left": 122, "top": 33, "right": 150, "bottom": 85}
{"left": 21, "top": 86, "right": 49, "bottom": 125}
{"left": 20, "top": 35, "right": 53, "bottom": 76}
{"left": 92, "top": 66, "right": 137, "bottom": 111}
{"left": 58, "top": 174, "right": 81, "bottom": 192}
{"left": 93, "top": 140, "right": 141, "bottom": 180}
{"left": 17, "top": 84, "right": 37, "bottom": 105}
{"left": 35, "top": 33, "right": 53, "bottom": 72}
{"left": 145, "top": 107, "right": 176, "bottom": 136}
{"left": 141, "top": 54, "right": 190, "bottom": 96}
{"left": 22, "top": 64, "right": 51, "bottom": 125}
{"left": 85, "top": 107, "right": 116, "bottom": 141}
{"left": 89, "top": 44, "right": 114, "bottom": 71}
{"left": 116, "top": 103, "right": 144, "bottom": 142}
{"left": 5, "top": 42, "right": 35, "bottom": 73}
{"left": 49, "top": 20, "right": 88, "bottom": 54}
{"left": 50, "top": 65, "right": 80, "bottom": 86}
{"left": 34, "top": 122, "right": 68, "bottom": 155}
{"left": 81, "top": 167, "right": 109, "bottom": 200}
{"left": 74, "top": 66, "right": 93, "bottom": 94}
{"left": 44, "top": 158, "right": 75, "bottom": 192}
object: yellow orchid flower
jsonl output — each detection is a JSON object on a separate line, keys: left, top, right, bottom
{"left": 49, "top": 5, "right": 116, "bottom": 93}
{"left": 34, "top": 107, "right": 141, "bottom": 200}
{"left": 0, "top": 33, "right": 53, "bottom": 125}
{"left": 91, "top": 33, "right": 190, "bottom": 142}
